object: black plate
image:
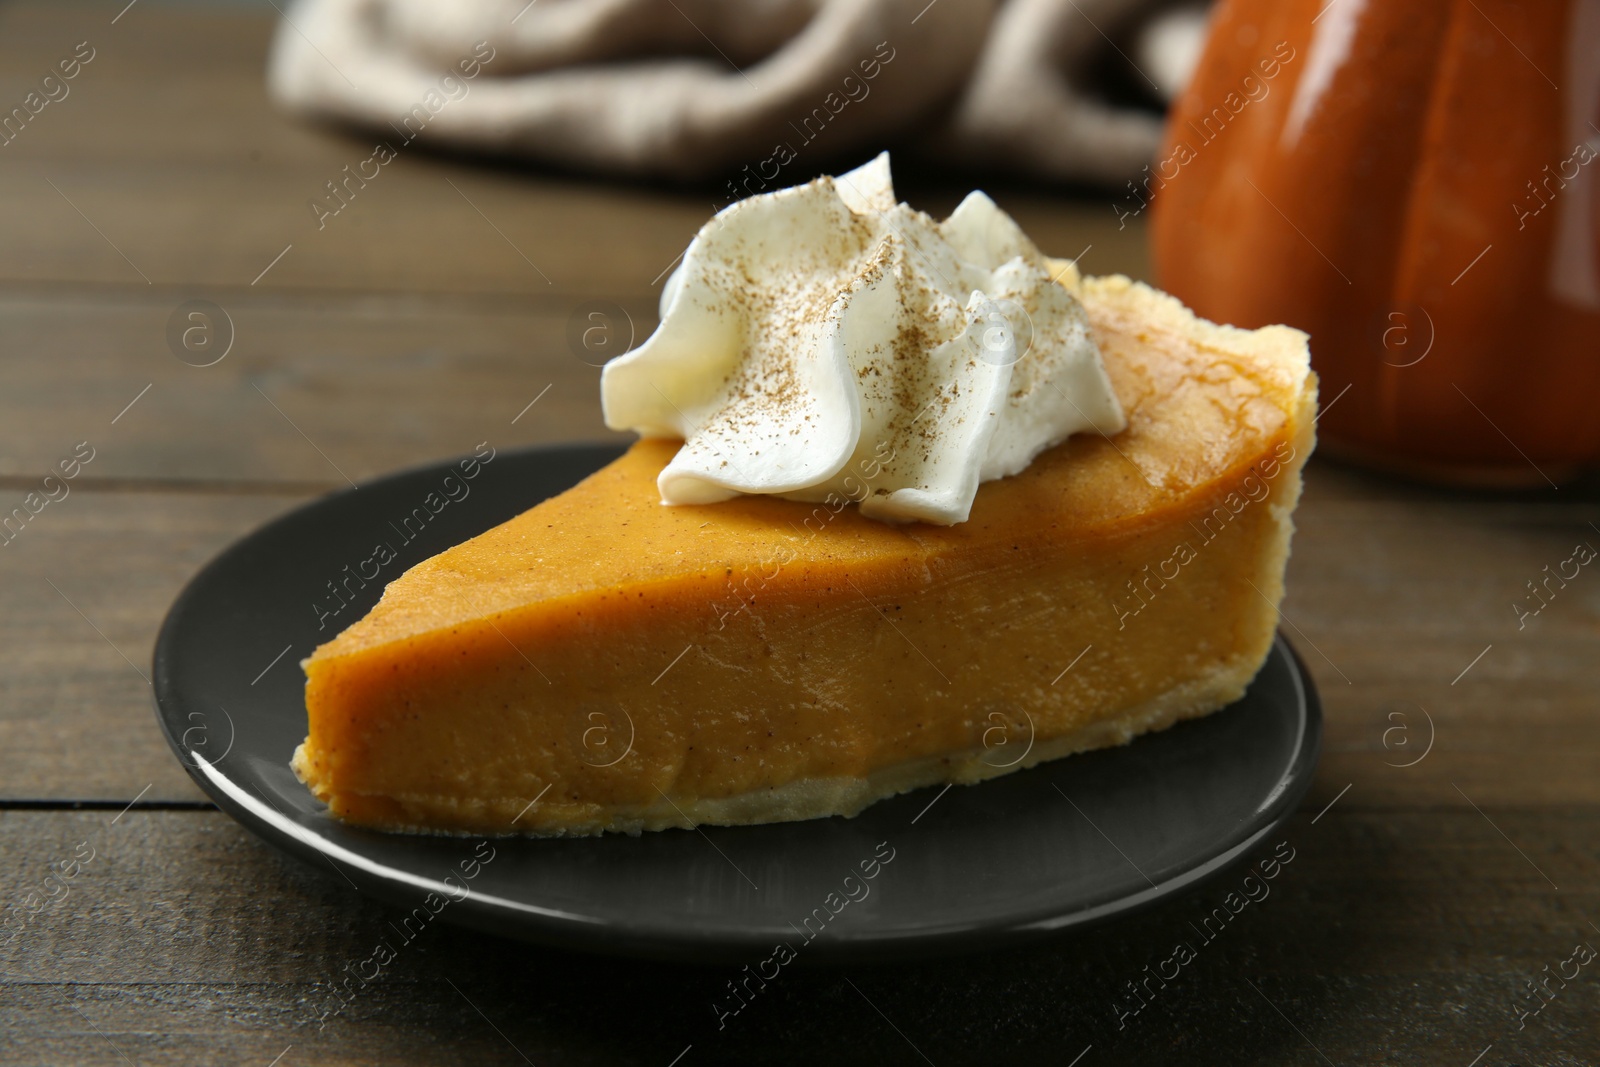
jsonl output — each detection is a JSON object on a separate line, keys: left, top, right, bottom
{"left": 153, "top": 443, "right": 1321, "bottom": 964}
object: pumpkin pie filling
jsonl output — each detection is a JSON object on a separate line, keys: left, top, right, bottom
{"left": 293, "top": 255, "right": 1317, "bottom": 836}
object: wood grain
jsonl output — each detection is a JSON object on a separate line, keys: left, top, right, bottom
{"left": 0, "top": 809, "right": 1594, "bottom": 1065}
{"left": 1281, "top": 464, "right": 1600, "bottom": 810}
{"left": 0, "top": 158, "right": 1143, "bottom": 302}
{"left": 0, "top": 288, "right": 632, "bottom": 483}
{"left": 0, "top": 3, "right": 1145, "bottom": 302}
{"left": 0, "top": 488, "right": 304, "bottom": 802}
{"left": 3, "top": 466, "right": 1598, "bottom": 809}
{"left": 2, "top": 2, "right": 1594, "bottom": 1064}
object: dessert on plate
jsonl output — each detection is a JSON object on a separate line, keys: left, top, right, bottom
{"left": 293, "top": 154, "right": 1316, "bottom": 836}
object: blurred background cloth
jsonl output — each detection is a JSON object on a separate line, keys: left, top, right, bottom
{"left": 268, "top": 0, "right": 1211, "bottom": 188}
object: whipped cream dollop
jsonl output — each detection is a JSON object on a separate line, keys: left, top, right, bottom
{"left": 600, "top": 153, "right": 1125, "bottom": 525}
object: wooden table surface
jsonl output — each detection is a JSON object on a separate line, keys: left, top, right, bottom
{"left": 2, "top": 3, "right": 1596, "bottom": 1064}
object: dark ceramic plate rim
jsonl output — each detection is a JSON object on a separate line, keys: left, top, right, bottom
{"left": 152, "top": 443, "right": 1322, "bottom": 964}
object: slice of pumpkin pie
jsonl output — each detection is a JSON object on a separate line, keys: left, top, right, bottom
{"left": 293, "top": 155, "right": 1316, "bottom": 836}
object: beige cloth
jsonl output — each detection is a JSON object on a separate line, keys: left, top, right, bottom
{"left": 268, "top": 0, "right": 1206, "bottom": 187}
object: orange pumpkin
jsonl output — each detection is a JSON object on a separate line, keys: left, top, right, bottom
{"left": 1151, "top": 0, "right": 1600, "bottom": 485}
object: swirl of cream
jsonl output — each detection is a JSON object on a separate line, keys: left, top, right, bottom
{"left": 600, "top": 153, "right": 1125, "bottom": 525}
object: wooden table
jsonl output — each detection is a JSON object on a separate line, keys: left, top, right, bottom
{"left": 2, "top": 3, "right": 1595, "bottom": 1064}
